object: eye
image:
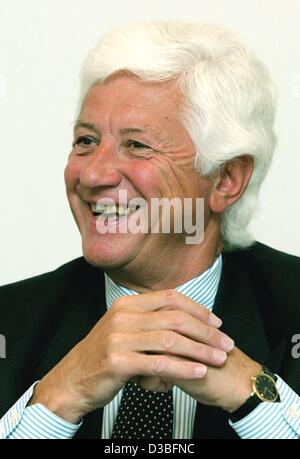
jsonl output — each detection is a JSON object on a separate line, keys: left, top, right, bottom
{"left": 126, "top": 140, "right": 150, "bottom": 149}
{"left": 72, "top": 135, "right": 99, "bottom": 153}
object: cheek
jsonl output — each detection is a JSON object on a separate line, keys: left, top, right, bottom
{"left": 64, "top": 157, "right": 81, "bottom": 191}
{"left": 123, "top": 160, "right": 164, "bottom": 197}
{"left": 124, "top": 157, "right": 199, "bottom": 200}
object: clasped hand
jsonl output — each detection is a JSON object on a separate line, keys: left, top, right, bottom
{"left": 30, "top": 290, "right": 261, "bottom": 422}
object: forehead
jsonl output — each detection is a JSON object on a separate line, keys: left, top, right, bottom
{"left": 80, "top": 74, "right": 185, "bottom": 128}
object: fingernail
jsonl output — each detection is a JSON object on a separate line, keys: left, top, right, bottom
{"left": 221, "top": 336, "right": 235, "bottom": 353}
{"left": 213, "top": 350, "right": 227, "bottom": 364}
{"left": 209, "top": 313, "right": 223, "bottom": 328}
{"left": 195, "top": 365, "right": 207, "bottom": 377}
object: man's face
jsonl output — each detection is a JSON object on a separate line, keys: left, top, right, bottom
{"left": 65, "top": 74, "right": 213, "bottom": 273}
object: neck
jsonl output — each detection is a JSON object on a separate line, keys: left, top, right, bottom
{"left": 106, "top": 215, "right": 223, "bottom": 292}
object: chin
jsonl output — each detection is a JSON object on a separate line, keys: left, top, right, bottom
{"left": 81, "top": 236, "right": 140, "bottom": 271}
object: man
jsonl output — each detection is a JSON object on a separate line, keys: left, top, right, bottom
{"left": 0, "top": 21, "right": 299, "bottom": 439}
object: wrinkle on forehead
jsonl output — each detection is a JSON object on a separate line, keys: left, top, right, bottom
{"left": 79, "top": 74, "right": 195, "bottom": 156}
{"left": 83, "top": 74, "right": 185, "bottom": 120}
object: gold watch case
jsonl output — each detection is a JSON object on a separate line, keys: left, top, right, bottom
{"left": 251, "top": 372, "right": 279, "bottom": 402}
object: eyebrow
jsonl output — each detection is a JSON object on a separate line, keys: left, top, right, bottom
{"left": 119, "top": 128, "right": 145, "bottom": 135}
{"left": 74, "top": 121, "right": 100, "bottom": 135}
{"left": 74, "top": 121, "right": 146, "bottom": 136}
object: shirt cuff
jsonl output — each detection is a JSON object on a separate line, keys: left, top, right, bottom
{"left": 0, "top": 382, "right": 82, "bottom": 439}
{"left": 229, "top": 375, "right": 300, "bottom": 439}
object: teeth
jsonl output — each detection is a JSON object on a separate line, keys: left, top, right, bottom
{"left": 91, "top": 203, "right": 139, "bottom": 216}
{"left": 105, "top": 205, "right": 118, "bottom": 214}
{"left": 91, "top": 203, "right": 105, "bottom": 213}
{"left": 118, "top": 206, "right": 126, "bottom": 216}
{"left": 125, "top": 207, "right": 138, "bottom": 215}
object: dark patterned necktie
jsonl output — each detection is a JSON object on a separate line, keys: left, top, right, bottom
{"left": 111, "top": 381, "right": 173, "bottom": 439}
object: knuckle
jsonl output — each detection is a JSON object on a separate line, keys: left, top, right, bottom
{"left": 107, "top": 332, "right": 122, "bottom": 352}
{"left": 177, "top": 361, "right": 188, "bottom": 376}
{"left": 106, "top": 352, "right": 121, "bottom": 374}
{"left": 201, "top": 308, "right": 210, "bottom": 322}
{"left": 161, "top": 331, "right": 177, "bottom": 350}
{"left": 106, "top": 352, "right": 133, "bottom": 380}
{"left": 168, "top": 311, "right": 186, "bottom": 329}
{"left": 194, "top": 341, "right": 204, "bottom": 355}
{"left": 152, "top": 356, "right": 169, "bottom": 374}
{"left": 110, "top": 311, "right": 130, "bottom": 327}
{"left": 205, "top": 326, "right": 218, "bottom": 343}
{"left": 162, "top": 289, "right": 178, "bottom": 304}
{"left": 198, "top": 344, "right": 213, "bottom": 361}
{"left": 112, "top": 296, "right": 128, "bottom": 311}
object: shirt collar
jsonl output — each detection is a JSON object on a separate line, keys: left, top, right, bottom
{"left": 104, "top": 255, "right": 222, "bottom": 313}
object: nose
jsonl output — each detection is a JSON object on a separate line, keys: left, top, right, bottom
{"left": 79, "top": 136, "right": 122, "bottom": 190}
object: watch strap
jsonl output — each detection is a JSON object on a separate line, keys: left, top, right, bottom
{"left": 229, "top": 367, "right": 279, "bottom": 423}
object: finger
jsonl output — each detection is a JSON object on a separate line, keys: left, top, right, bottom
{"left": 117, "top": 353, "right": 208, "bottom": 381}
{"left": 110, "top": 310, "right": 234, "bottom": 353}
{"left": 126, "top": 330, "right": 227, "bottom": 366}
{"left": 113, "top": 289, "right": 222, "bottom": 328}
{"left": 135, "top": 310, "right": 234, "bottom": 353}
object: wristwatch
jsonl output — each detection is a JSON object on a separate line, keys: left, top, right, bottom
{"left": 229, "top": 366, "right": 280, "bottom": 423}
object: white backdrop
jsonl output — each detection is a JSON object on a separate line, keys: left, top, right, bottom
{"left": 0, "top": 0, "right": 300, "bottom": 286}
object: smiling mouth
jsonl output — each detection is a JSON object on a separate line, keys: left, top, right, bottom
{"left": 90, "top": 203, "right": 141, "bottom": 219}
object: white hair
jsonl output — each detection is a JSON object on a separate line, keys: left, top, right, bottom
{"left": 78, "top": 21, "right": 277, "bottom": 251}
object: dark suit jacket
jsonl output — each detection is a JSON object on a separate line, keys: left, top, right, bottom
{"left": 0, "top": 242, "right": 299, "bottom": 439}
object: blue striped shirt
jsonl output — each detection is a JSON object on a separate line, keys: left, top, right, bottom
{"left": 1, "top": 255, "right": 299, "bottom": 439}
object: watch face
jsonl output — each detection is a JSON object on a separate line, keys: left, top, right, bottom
{"left": 254, "top": 374, "right": 278, "bottom": 402}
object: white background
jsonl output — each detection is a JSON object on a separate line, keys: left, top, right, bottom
{"left": 0, "top": 0, "right": 300, "bottom": 286}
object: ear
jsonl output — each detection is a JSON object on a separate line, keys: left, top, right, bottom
{"left": 209, "top": 155, "right": 254, "bottom": 213}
